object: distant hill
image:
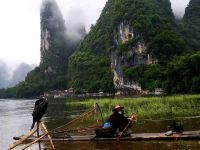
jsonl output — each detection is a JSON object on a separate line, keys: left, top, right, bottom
{"left": 0, "top": 60, "right": 10, "bottom": 88}
{"left": 9, "top": 63, "right": 36, "bottom": 87}
{"left": 0, "top": 61, "right": 36, "bottom": 89}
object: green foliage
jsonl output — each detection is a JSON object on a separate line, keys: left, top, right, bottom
{"left": 148, "top": 31, "right": 186, "bottom": 63}
{"left": 163, "top": 53, "right": 200, "bottom": 93}
{"left": 15, "top": 67, "right": 45, "bottom": 98}
{"left": 191, "top": 76, "right": 200, "bottom": 93}
{"left": 124, "top": 64, "right": 163, "bottom": 91}
{"left": 181, "top": 0, "right": 200, "bottom": 51}
{"left": 68, "top": 52, "right": 114, "bottom": 93}
{"left": 123, "top": 52, "right": 200, "bottom": 94}
{"left": 68, "top": 0, "right": 186, "bottom": 93}
{"left": 66, "top": 95, "right": 200, "bottom": 119}
{"left": 0, "top": 88, "right": 16, "bottom": 98}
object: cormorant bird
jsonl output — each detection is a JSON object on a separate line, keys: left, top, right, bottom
{"left": 165, "top": 120, "right": 184, "bottom": 136}
{"left": 31, "top": 97, "right": 48, "bottom": 129}
{"left": 169, "top": 120, "right": 184, "bottom": 133}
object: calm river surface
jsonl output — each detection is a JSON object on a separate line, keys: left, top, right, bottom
{"left": 0, "top": 99, "right": 200, "bottom": 150}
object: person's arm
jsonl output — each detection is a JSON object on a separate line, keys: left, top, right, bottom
{"left": 128, "top": 115, "right": 137, "bottom": 122}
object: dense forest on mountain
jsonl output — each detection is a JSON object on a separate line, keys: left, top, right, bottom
{"left": 68, "top": 0, "right": 200, "bottom": 94}
{"left": 0, "top": 0, "right": 200, "bottom": 98}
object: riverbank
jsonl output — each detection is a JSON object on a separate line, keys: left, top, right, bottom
{"left": 65, "top": 95, "right": 200, "bottom": 119}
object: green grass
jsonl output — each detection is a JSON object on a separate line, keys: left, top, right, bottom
{"left": 65, "top": 95, "right": 200, "bottom": 120}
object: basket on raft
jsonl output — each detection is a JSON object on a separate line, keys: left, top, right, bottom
{"left": 95, "top": 126, "right": 116, "bottom": 138}
{"left": 95, "top": 122, "right": 116, "bottom": 137}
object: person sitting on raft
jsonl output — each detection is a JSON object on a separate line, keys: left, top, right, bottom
{"left": 95, "top": 105, "right": 137, "bottom": 137}
{"left": 108, "top": 105, "right": 137, "bottom": 137}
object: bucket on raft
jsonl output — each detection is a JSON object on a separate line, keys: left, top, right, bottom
{"left": 95, "top": 122, "right": 116, "bottom": 137}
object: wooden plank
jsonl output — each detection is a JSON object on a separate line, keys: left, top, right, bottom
{"left": 14, "top": 130, "right": 200, "bottom": 142}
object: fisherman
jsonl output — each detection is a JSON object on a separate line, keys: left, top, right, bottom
{"left": 107, "top": 105, "right": 136, "bottom": 136}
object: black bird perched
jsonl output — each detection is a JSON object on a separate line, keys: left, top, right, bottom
{"left": 169, "top": 120, "right": 184, "bottom": 133}
{"left": 31, "top": 97, "right": 48, "bottom": 129}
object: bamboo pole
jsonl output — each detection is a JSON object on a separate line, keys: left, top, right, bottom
{"left": 37, "top": 123, "right": 42, "bottom": 150}
{"left": 21, "top": 122, "right": 55, "bottom": 150}
{"left": 41, "top": 122, "right": 55, "bottom": 150}
{"left": 8, "top": 127, "right": 37, "bottom": 150}
{"left": 21, "top": 133, "right": 48, "bottom": 150}
{"left": 117, "top": 114, "right": 137, "bottom": 141}
{"left": 9, "top": 122, "right": 55, "bottom": 150}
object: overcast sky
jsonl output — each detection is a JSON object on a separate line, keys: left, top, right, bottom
{"left": 0, "top": 0, "right": 190, "bottom": 69}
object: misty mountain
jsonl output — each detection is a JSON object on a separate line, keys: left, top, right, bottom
{"left": 39, "top": 0, "right": 86, "bottom": 88}
{"left": 2, "top": 0, "right": 87, "bottom": 98}
{"left": 0, "top": 60, "right": 10, "bottom": 88}
{"left": 40, "top": 0, "right": 68, "bottom": 74}
{"left": 40, "top": 0, "right": 86, "bottom": 75}
{"left": 0, "top": 61, "right": 35, "bottom": 89}
{"left": 9, "top": 63, "right": 36, "bottom": 87}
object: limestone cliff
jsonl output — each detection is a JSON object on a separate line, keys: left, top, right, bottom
{"left": 112, "top": 21, "right": 156, "bottom": 92}
{"left": 40, "top": 0, "right": 68, "bottom": 75}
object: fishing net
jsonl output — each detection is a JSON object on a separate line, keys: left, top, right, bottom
{"left": 50, "top": 103, "right": 104, "bottom": 137}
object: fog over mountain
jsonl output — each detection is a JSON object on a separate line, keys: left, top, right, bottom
{"left": 0, "top": 60, "right": 36, "bottom": 88}
{"left": 0, "top": 60, "right": 10, "bottom": 88}
{"left": 9, "top": 63, "right": 37, "bottom": 87}
{"left": 66, "top": 8, "right": 86, "bottom": 42}
{"left": 56, "top": 0, "right": 190, "bottom": 30}
{"left": 170, "top": 0, "right": 190, "bottom": 19}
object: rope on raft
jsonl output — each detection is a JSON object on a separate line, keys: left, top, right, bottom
{"left": 51, "top": 126, "right": 101, "bottom": 134}
{"left": 50, "top": 103, "right": 103, "bottom": 135}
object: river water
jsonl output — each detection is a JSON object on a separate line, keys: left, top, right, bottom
{"left": 0, "top": 99, "right": 200, "bottom": 150}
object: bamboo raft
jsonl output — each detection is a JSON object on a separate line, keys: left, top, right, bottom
{"left": 9, "top": 122, "right": 55, "bottom": 150}
{"left": 14, "top": 130, "right": 200, "bottom": 142}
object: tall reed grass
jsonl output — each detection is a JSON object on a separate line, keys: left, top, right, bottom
{"left": 65, "top": 95, "right": 200, "bottom": 119}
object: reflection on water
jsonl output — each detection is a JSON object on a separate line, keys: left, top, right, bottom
{"left": 51, "top": 141, "right": 200, "bottom": 150}
{"left": 0, "top": 99, "right": 200, "bottom": 150}
{"left": 134, "top": 117, "right": 200, "bottom": 133}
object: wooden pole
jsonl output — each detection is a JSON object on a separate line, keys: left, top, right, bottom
{"left": 117, "top": 114, "right": 137, "bottom": 140}
{"left": 117, "top": 121, "right": 132, "bottom": 140}
{"left": 9, "top": 122, "right": 55, "bottom": 150}
{"left": 37, "top": 123, "right": 42, "bottom": 150}
{"left": 21, "top": 133, "right": 48, "bottom": 150}
{"left": 41, "top": 122, "right": 55, "bottom": 150}
{"left": 8, "top": 127, "right": 37, "bottom": 150}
